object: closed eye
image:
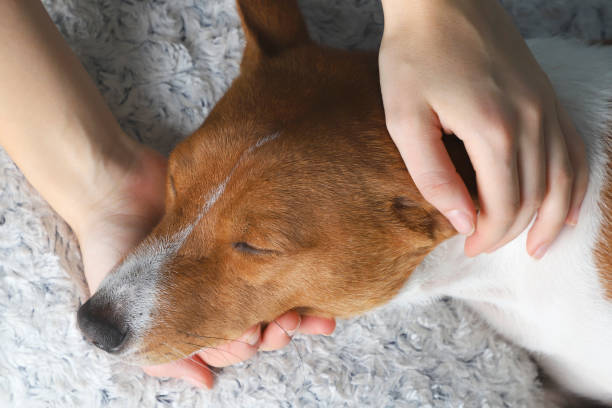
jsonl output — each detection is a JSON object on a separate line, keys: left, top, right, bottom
{"left": 168, "top": 174, "right": 177, "bottom": 197}
{"left": 232, "top": 242, "right": 278, "bottom": 255}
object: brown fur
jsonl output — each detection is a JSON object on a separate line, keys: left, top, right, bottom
{"left": 137, "top": 0, "right": 475, "bottom": 363}
{"left": 595, "top": 107, "right": 612, "bottom": 299}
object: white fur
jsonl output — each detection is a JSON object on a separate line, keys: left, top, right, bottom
{"left": 395, "top": 38, "right": 612, "bottom": 402}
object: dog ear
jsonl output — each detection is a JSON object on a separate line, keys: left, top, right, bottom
{"left": 236, "top": 0, "right": 310, "bottom": 62}
{"left": 391, "top": 196, "right": 457, "bottom": 248}
{"left": 390, "top": 134, "right": 477, "bottom": 247}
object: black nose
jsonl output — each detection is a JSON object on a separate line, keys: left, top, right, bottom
{"left": 77, "top": 297, "right": 128, "bottom": 353}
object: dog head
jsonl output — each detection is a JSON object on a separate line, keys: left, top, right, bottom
{"left": 77, "top": 0, "right": 469, "bottom": 364}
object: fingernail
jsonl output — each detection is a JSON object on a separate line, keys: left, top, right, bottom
{"left": 445, "top": 210, "right": 475, "bottom": 236}
{"left": 182, "top": 376, "right": 205, "bottom": 388}
{"left": 566, "top": 207, "right": 580, "bottom": 226}
{"left": 286, "top": 316, "right": 301, "bottom": 337}
{"left": 532, "top": 243, "right": 549, "bottom": 260}
{"left": 241, "top": 325, "right": 260, "bottom": 346}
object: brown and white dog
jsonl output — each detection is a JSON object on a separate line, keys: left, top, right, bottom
{"left": 77, "top": 0, "right": 612, "bottom": 403}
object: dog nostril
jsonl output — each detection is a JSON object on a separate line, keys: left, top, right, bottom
{"left": 77, "top": 298, "right": 128, "bottom": 353}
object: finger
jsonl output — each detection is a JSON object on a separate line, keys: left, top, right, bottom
{"left": 297, "top": 315, "right": 336, "bottom": 335}
{"left": 527, "top": 116, "right": 573, "bottom": 259}
{"left": 197, "top": 324, "right": 261, "bottom": 368}
{"left": 386, "top": 106, "right": 476, "bottom": 235}
{"left": 142, "top": 355, "right": 214, "bottom": 389}
{"left": 557, "top": 101, "right": 588, "bottom": 226}
{"left": 487, "top": 114, "right": 546, "bottom": 252}
{"left": 260, "top": 311, "right": 301, "bottom": 351}
{"left": 462, "top": 119, "right": 521, "bottom": 256}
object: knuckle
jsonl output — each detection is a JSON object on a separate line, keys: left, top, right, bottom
{"left": 483, "top": 120, "right": 517, "bottom": 155}
{"left": 494, "top": 131, "right": 516, "bottom": 154}
{"left": 520, "top": 95, "right": 545, "bottom": 126}
{"left": 477, "top": 98, "right": 517, "bottom": 132}
{"left": 472, "top": 97, "right": 519, "bottom": 154}
{"left": 385, "top": 116, "right": 415, "bottom": 137}
{"left": 415, "top": 171, "right": 457, "bottom": 203}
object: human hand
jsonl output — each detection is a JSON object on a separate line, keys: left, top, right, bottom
{"left": 76, "top": 146, "right": 335, "bottom": 389}
{"left": 379, "top": 0, "right": 587, "bottom": 258}
{"left": 142, "top": 311, "right": 335, "bottom": 388}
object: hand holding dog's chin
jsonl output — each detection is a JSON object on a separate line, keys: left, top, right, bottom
{"left": 142, "top": 313, "right": 336, "bottom": 389}
{"left": 379, "top": 0, "right": 588, "bottom": 258}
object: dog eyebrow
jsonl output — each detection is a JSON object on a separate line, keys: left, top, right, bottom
{"left": 174, "top": 131, "right": 282, "bottom": 249}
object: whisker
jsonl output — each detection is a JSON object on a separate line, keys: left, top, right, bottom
{"left": 271, "top": 319, "right": 305, "bottom": 381}
{"left": 177, "top": 324, "right": 305, "bottom": 380}
{"left": 178, "top": 340, "right": 233, "bottom": 367}
{"left": 160, "top": 342, "right": 220, "bottom": 380}
{"left": 182, "top": 341, "right": 211, "bottom": 349}
{"left": 178, "top": 340, "right": 252, "bottom": 367}
{"left": 177, "top": 329, "right": 252, "bottom": 346}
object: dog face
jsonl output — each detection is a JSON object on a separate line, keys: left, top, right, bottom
{"left": 77, "top": 0, "right": 459, "bottom": 364}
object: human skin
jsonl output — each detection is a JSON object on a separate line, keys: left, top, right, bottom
{"left": 380, "top": 0, "right": 587, "bottom": 259}
{"left": 0, "top": 0, "right": 334, "bottom": 389}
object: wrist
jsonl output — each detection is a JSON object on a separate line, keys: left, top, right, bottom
{"left": 381, "top": 0, "right": 440, "bottom": 35}
{"left": 381, "top": 0, "right": 498, "bottom": 37}
{"left": 55, "top": 126, "right": 139, "bottom": 231}
{"left": 70, "top": 138, "right": 166, "bottom": 238}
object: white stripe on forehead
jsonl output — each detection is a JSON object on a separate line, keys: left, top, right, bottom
{"left": 172, "top": 171, "right": 231, "bottom": 245}
{"left": 254, "top": 132, "right": 279, "bottom": 149}
{"left": 176, "top": 131, "right": 280, "bottom": 245}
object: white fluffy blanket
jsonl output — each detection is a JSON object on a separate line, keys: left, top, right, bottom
{"left": 1, "top": 1, "right": 610, "bottom": 407}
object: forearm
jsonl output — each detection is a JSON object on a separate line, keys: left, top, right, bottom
{"left": 0, "top": 0, "right": 139, "bottom": 230}
{"left": 381, "top": 0, "right": 511, "bottom": 37}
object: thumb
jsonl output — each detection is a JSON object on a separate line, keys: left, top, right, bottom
{"left": 385, "top": 108, "right": 476, "bottom": 235}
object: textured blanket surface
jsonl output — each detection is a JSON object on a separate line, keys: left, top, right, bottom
{"left": 1, "top": 1, "right": 611, "bottom": 407}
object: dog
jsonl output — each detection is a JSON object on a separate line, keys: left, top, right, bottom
{"left": 77, "top": 0, "right": 612, "bottom": 403}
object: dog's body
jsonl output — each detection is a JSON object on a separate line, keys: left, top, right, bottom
{"left": 77, "top": 1, "right": 612, "bottom": 403}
